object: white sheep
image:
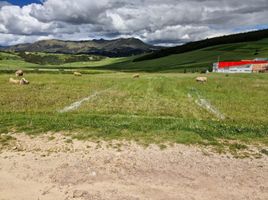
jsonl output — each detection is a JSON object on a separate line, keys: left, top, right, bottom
{"left": 196, "top": 77, "right": 208, "bottom": 83}
{"left": 74, "top": 72, "right": 82, "bottom": 76}
{"left": 15, "top": 70, "right": 24, "bottom": 77}
{"left": 9, "top": 77, "right": 20, "bottom": 84}
{"left": 133, "top": 74, "right": 140, "bottom": 78}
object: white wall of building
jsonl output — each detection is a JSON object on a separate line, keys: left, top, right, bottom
{"left": 213, "top": 63, "right": 253, "bottom": 73}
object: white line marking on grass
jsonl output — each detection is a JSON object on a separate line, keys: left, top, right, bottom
{"left": 58, "top": 88, "right": 111, "bottom": 113}
{"left": 195, "top": 98, "right": 225, "bottom": 120}
{"left": 188, "top": 89, "right": 225, "bottom": 120}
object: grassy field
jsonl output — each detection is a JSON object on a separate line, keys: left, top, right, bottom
{"left": 0, "top": 51, "right": 127, "bottom": 71}
{"left": 0, "top": 72, "right": 267, "bottom": 153}
{"left": 1, "top": 38, "right": 268, "bottom": 73}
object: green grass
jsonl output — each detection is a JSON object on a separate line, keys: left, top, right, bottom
{"left": 1, "top": 38, "right": 268, "bottom": 73}
{"left": 17, "top": 52, "right": 105, "bottom": 65}
{"left": 0, "top": 73, "right": 267, "bottom": 147}
{"left": 0, "top": 39, "right": 267, "bottom": 153}
{"left": 0, "top": 52, "right": 40, "bottom": 69}
{"left": 0, "top": 51, "right": 126, "bottom": 70}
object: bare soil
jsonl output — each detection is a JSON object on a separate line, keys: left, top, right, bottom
{"left": 0, "top": 133, "right": 267, "bottom": 200}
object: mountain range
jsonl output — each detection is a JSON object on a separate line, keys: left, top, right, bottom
{"left": 2, "top": 38, "right": 160, "bottom": 57}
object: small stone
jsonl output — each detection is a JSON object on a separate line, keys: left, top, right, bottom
{"left": 91, "top": 171, "right": 97, "bottom": 177}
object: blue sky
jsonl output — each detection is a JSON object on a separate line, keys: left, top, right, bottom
{"left": 5, "top": 0, "right": 42, "bottom": 6}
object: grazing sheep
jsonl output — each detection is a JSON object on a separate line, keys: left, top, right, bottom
{"left": 196, "top": 77, "right": 207, "bottom": 83}
{"left": 133, "top": 74, "right": 140, "bottom": 78}
{"left": 15, "top": 70, "right": 24, "bottom": 77}
{"left": 74, "top": 72, "right": 82, "bottom": 76}
{"left": 9, "top": 77, "right": 20, "bottom": 84}
{"left": 20, "top": 78, "right": 30, "bottom": 85}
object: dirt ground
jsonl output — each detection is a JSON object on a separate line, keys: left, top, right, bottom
{"left": 0, "top": 133, "right": 267, "bottom": 200}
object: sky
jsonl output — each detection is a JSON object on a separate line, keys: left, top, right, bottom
{"left": 3, "top": 0, "right": 41, "bottom": 7}
{"left": 0, "top": 0, "right": 268, "bottom": 46}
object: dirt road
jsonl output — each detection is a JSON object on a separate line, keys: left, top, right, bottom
{"left": 0, "top": 133, "right": 267, "bottom": 200}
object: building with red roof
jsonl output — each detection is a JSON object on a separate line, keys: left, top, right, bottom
{"left": 213, "top": 59, "right": 268, "bottom": 73}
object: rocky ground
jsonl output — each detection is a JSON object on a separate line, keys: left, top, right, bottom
{"left": 0, "top": 133, "right": 267, "bottom": 200}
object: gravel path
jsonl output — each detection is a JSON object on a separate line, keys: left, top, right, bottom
{"left": 0, "top": 133, "right": 267, "bottom": 200}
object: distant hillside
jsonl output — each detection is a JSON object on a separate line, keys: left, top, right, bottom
{"left": 134, "top": 29, "right": 268, "bottom": 62}
{"left": 1, "top": 37, "right": 268, "bottom": 72}
{"left": 97, "top": 38, "right": 268, "bottom": 72}
{"left": 3, "top": 38, "right": 160, "bottom": 57}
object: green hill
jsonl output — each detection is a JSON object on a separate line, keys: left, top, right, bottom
{"left": 98, "top": 38, "right": 268, "bottom": 72}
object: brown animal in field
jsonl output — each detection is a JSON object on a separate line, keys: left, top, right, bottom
{"left": 133, "top": 74, "right": 140, "bottom": 78}
{"left": 9, "top": 77, "right": 20, "bottom": 84}
{"left": 196, "top": 77, "right": 207, "bottom": 83}
{"left": 19, "top": 78, "right": 30, "bottom": 85}
{"left": 15, "top": 70, "right": 24, "bottom": 77}
{"left": 74, "top": 71, "right": 82, "bottom": 76}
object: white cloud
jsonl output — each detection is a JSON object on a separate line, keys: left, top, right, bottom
{"left": 0, "top": 33, "right": 54, "bottom": 46}
{"left": 0, "top": 0, "right": 268, "bottom": 46}
{"left": 0, "top": 5, "right": 55, "bottom": 35}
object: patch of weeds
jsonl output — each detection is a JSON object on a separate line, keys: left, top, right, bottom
{"left": 201, "top": 150, "right": 213, "bottom": 156}
{"left": 213, "top": 145, "right": 226, "bottom": 154}
{"left": 106, "top": 143, "right": 113, "bottom": 149}
{"left": 0, "top": 134, "right": 15, "bottom": 147}
{"left": 229, "top": 143, "right": 248, "bottom": 151}
{"left": 233, "top": 152, "right": 252, "bottom": 159}
{"left": 159, "top": 144, "right": 167, "bottom": 150}
{"left": 115, "top": 142, "right": 122, "bottom": 148}
{"left": 47, "top": 136, "right": 55, "bottom": 141}
{"left": 109, "top": 142, "right": 123, "bottom": 151}
{"left": 138, "top": 142, "right": 150, "bottom": 149}
{"left": 116, "top": 148, "right": 122, "bottom": 152}
{"left": 226, "top": 143, "right": 260, "bottom": 158}
{"left": 65, "top": 138, "right": 73, "bottom": 143}
{"left": 64, "top": 132, "right": 72, "bottom": 137}
{"left": 260, "top": 149, "right": 268, "bottom": 156}
{"left": 95, "top": 143, "right": 102, "bottom": 149}
{"left": 252, "top": 153, "right": 263, "bottom": 159}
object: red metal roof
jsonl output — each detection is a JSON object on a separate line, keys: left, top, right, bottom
{"left": 218, "top": 61, "right": 268, "bottom": 68}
